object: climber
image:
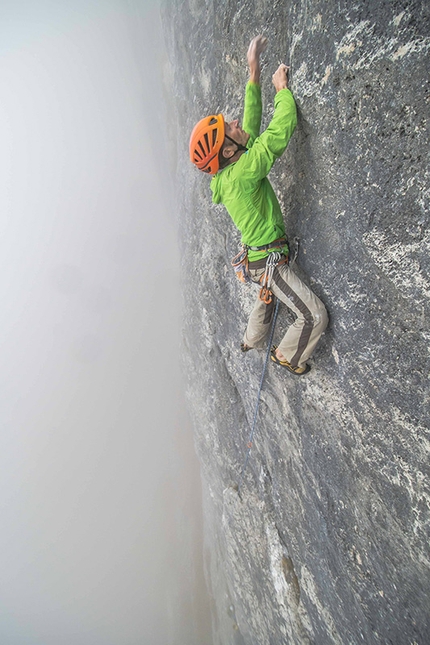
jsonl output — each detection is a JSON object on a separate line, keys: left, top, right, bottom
{"left": 189, "top": 35, "right": 328, "bottom": 375}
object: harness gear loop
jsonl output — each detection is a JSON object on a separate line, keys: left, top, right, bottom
{"left": 288, "top": 236, "right": 300, "bottom": 266}
{"left": 231, "top": 246, "right": 251, "bottom": 284}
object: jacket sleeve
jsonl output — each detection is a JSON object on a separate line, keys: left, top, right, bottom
{"left": 242, "top": 82, "right": 262, "bottom": 146}
{"left": 237, "top": 88, "right": 297, "bottom": 185}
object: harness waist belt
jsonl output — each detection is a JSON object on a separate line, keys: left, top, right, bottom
{"left": 248, "top": 253, "right": 287, "bottom": 270}
{"left": 244, "top": 236, "right": 288, "bottom": 252}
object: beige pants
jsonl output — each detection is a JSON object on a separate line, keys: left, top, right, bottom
{"left": 243, "top": 263, "right": 328, "bottom": 369}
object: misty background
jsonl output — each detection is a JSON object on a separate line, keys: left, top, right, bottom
{"left": 0, "top": 1, "right": 212, "bottom": 643}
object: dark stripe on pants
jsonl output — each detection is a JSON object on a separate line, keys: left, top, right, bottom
{"left": 272, "top": 267, "right": 314, "bottom": 367}
{"left": 263, "top": 297, "right": 275, "bottom": 325}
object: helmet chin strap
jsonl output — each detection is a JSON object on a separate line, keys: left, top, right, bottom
{"left": 224, "top": 133, "right": 248, "bottom": 152}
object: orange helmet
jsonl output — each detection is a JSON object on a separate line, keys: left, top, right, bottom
{"left": 189, "top": 113, "right": 225, "bottom": 175}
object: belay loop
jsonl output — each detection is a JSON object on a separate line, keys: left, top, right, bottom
{"left": 259, "top": 252, "right": 282, "bottom": 304}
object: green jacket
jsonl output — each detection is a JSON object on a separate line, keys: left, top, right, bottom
{"left": 210, "top": 82, "right": 297, "bottom": 262}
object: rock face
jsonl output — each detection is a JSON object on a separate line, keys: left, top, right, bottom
{"left": 162, "top": 1, "right": 429, "bottom": 643}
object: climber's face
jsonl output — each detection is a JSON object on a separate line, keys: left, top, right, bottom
{"left": 224, "top": 119, "right": 250, "bottom": 148}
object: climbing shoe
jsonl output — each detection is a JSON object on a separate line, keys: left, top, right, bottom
{"left": 270, "top": 346, "right": 310, "bottom": 375}
{"left": 240, "top": 342, "right": 252, "bottom": 353}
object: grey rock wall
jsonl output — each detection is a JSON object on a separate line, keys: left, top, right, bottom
{"left": 162, "top": 1, "right": 430, "bottom": 643}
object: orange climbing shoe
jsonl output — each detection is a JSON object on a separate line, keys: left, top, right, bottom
{"left": 270, "top": 346, "right": 310, "bottom": 375}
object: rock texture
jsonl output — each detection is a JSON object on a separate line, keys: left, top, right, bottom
{"left": 162, "top": 1, "right": 430, "bottom": 643}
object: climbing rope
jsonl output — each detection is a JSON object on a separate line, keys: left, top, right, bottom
{"left": 237, "top": 298, "right": 280, "bottom": 494}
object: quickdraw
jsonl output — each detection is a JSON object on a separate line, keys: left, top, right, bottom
{"left": 258, "top": 252, "right": 288, "bottom": 304}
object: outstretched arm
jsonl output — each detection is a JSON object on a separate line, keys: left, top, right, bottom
{"left": 243, "top": 36, "right": 267, "bottom": 145}
{"left": 239, "top": 63, "right": 297, "bottom": 183}
{"left": 247, "top": 35, "right": 267, "bottom": 84}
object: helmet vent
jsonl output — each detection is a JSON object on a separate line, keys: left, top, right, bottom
{"left": 203, "top": 132, "right": 210, "bottom": 153}
{"left": 198, "top": 140, "right": 205, "bottom": 156}
{"left": 212, "top": 129, "right": 217, "bottom": 146}
{"left": 209, "top": 117, "right": 217, "bottom": 125}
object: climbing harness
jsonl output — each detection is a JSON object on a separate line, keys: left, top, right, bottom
{"left": 231, "top": 236, "right": 288, "bottom": 287}
{"left": 237, "top": 298, "right": 280, "bottom": 495}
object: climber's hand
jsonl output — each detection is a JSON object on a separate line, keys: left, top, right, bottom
{"left": 247, "top": 35, "right": 267, "bottom": 83}
{"left": 272, "top": 63, "right": 289, "bottom": 92}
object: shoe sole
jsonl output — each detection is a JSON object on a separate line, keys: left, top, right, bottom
{"left": 270, "top": 352, "right": 311, "bottom": 375}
